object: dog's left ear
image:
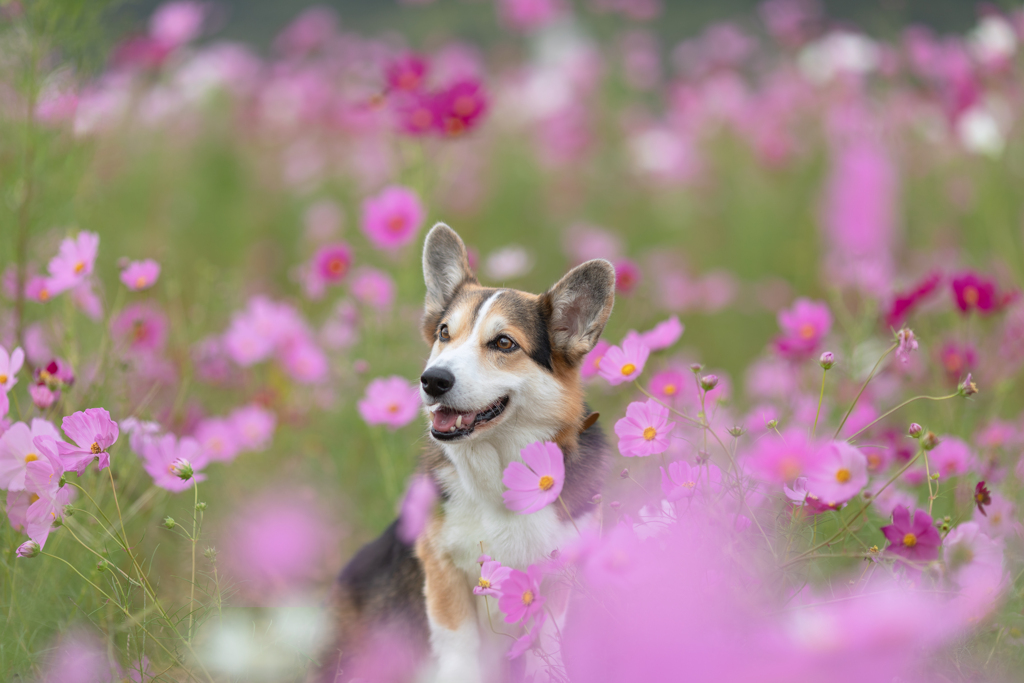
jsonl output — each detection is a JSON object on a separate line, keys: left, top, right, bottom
{"left": 543, "top": 259, "right": 616, "bottom": 366}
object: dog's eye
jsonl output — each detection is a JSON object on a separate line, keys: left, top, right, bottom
{"left": 439, "top": 324, "right": 450, "bottom": 341}
{"left": 494, "top": 335, "right": 517, "bottom": 351}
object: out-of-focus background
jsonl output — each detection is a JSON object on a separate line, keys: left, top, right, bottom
{"left": 2, "top": 0, "right": 1024, "bottom": 680}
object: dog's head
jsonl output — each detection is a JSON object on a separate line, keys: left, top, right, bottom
{"left": 419, "top": 223, "right": 615, "bottom": 444}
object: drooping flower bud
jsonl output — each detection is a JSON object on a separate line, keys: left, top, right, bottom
{"left": 908, "top": 423, "right": 923, "bottom": 438}
{"left": 727, "top": 425, "right": 746, "bottom": 437}
{"left": 700, "top": 374, "right": 719, "bottom": 391}
{"left": 16, "top": 540, "right": 40, "bottom": 558}
{"left": 590, "top": 493, "right": 602, "bottom": 504}
{"left": 920, "top": 431, "right": 939, "bottom": 451}
{"left": 819, "top": 351, "right": 835, "bottom": 370}
{"left": 170, "top": 458, "right": 194, "bottom": 480}
{"left": 958, "top": 373, "right": 978, "bottom": 397}
{"left": 609, "top": 500, "right": 621, "bottom": 510}
{"left": 689, "top": 363, "right": 703, "bottom": 374}
{"left": 766, "top": 419, "right": 779, "bottom": 430}
{"left": 619, "top": 468, "right": 630, "bottom": 479}
{"left": 162, "top": 516, "right": 176, "bottom": 529}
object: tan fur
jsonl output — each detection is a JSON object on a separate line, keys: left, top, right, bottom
{"left": 416, "top": 518, "right": 474, "bottom": 631}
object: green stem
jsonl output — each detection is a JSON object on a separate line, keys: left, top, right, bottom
{"left": 832, "top": 343, "right": 897, "bottom": 440}
{"left": 188, "top": 477, "right": 199, "bottom": 644}
{"left": 812, "top": 369, "right": 827, "bottom": 438}
{"left": 368, "top": 426, "right": 398, "bottom": 500}
{"left": 845, "top": 393, "right": 958, "bottom": 442}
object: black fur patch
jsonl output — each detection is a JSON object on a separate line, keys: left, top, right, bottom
{"left": 561, "top": 405, "right": 610, "bottom": 518}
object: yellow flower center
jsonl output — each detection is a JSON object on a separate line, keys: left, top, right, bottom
{"left": 642, "top": 427, "right": 657, "bottom": 441}
{"left": 780, "top": 457, "right": 801, "bottom": 481}
{"left": 799, "top": 323, "right": 816, "bottom": 339}
{"left": 39, "top": 288, "right": 50, "bottom": 301}
{"left": 0, "top": 374, "right": 7, "bottom": 384}
{"left": 90, "top": 442, "right": 102, "bottom": 454}
{"left": 387, "top": 403, "right": 400, "bottom": 414}
{"left": 135, "top": 275, "right": 148, "bottom": 288}
{"left": 478, "top": 577, "right": 490, "bottom": 589}
{"left": 522, "top": 590, "right": 534, "bottom": 605}
{"left": 663, "top": 384, "right": 676, "bottom": 395}
{"left": 24, "top": 453, "right": 39, "bottom": 463}
{"left": 963, "top": 285, "right": 979, "bottom": 306}
{"left": 327, "top": 257, "right": 346, "bottom": 276}
{"left": 29, "top": 493, "right": 40, "bottom": 505}
{"left": 74, "top": 261, "right": 85, "bottom": 274}
{"left": 902, "top": 533, "right": 918, "bottom": 548}
{"left": 538, "top": 475, "right": 555, "bottom": 491}
{"left": 620, "top": 363, "right": 636, "bottom": 376}
{"left": 386, "top": 215, "right": 407, "bottom": 234}
{"left": 835, "top": 468, "right": 851, "bottom": 483}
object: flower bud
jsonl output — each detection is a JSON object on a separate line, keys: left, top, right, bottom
{"left": 696, "top": 450, "right": 710, "bottom": 464}
{"left": 195, "top": 501, "right": 207, "bottom": 512}
{"left": 16, "top": 540, "right": 39, "bottom": 558}
{"left": 97, "top": 559, "right": 109, "bottom": 572}
{"left": 609, "top": 500, "right": 621, "bottom": 510}
{"left": 819, "top": 352, "right": 835, "bottom": 370}
{"left": 920, "top": 431, "right": 939, "bottom": 451}
{"left": 958, "top": 373, "right": 978, "bottom": 397}
{"left": 619, "top": 468, "right": 629, "bottom": 479}
{"left": 930, "top": 473, "right": 940, "bottom": 480}
{"left": 766, "top": 419, "right": 779, "bottom": 430}
{"left": 689, "top": 363, "right": 703, "bottom": 374}
{"left": 162, "top": 516, "right": 176, "bottom": 530}
{"left": 170, "top": 458, "right": 194, "bottom": 480}
{"left": 203, "top": 547, "right": 218, "bottom": 562}
{"left": 908, "top": 423, "right": 923, "bottom": 438}
{"left": 63, "top": 504, "right": 75, "bottom": 517}
{"left": 727, "top": 425, "right": 746, "bottom": 438}
{"left": 590, "top": 493, "right": 602, "bottom": 504}
{"left": 700, "top": 374, "right": 719, "bottom": 391}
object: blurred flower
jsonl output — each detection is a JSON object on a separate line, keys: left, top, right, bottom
{"left": 46, "top": 231, "right": 99, "bottom": 295}
{"left": 975, "top": 493, "right": 1019, "bottom": 539}
{"left": 895, "top": 327, "right": 918, "bottom": 365}
{"left": 150, "top": 1, "right": 206, "bottom": 47}
{"left": 498, "top": 565, "right": 546, "bottom": 622}
{"left": 784, "top": 477, "right": 839, "bottom": 515}
{"left": 498, "top": 0, "right": 564, "bottom": 32}
{"left": 886, "top": 271, "right": 942, "bottom": 328}
{"left": 938, "top": 341, "right": 976, "bottom": 382}
{"left": 804, "top": 441, "right": 868, "bottom": 506}
{"left": 357, "top": 376, "right": 421, "bottom": 429}
{"left": 273, "top": 6, "right": 337, "bottom": 58}
{"left": 385, "top": 53, "right": 429, "bottom": 93}
{"left": 563, "top": 224, "right": 622, "bottom": 264}
{"left": 111, "top": 303, "right": 169, "bottom": 356}
{"left": 579, "top": 339, "right": 609, "bottom": 380}
{"left": 37, "top": 630, "right": 120, "bottom": 683}
{"left": 944, "top": 522, "right": 1005, "bottom": 620}
{"left": 29, "top": 385, "right": 57, "bottom": 410}
{"left": 974, "top": 481, "right": 992, "bottom": 516}
{"left": 397, "top": 473, "right": 438, "bottom": 543}
{"left": 0, "top": 419, "right": 61, "bottom": 491}
{"left": 951, "top": 271, "right": 999, "bottom": 314}
{"left": 502, "top": 441, "right": 565, "bottom": 514}
{"left": 303, "top": 200, "right": 343, "bottom": 242}
{"left": 349, "top": 267, "right": 396, "bottom": 310}
{"left": 312, "top": 242, "right": 353, "bottom": 285}
{"left": 649, "top": 369, "right": 687, "bottom": 404}
{"left": 598, "top": 335, "right": 649, "bottom": 385}
{"left": 484, "top": 246, "right": 533, "bottom": 280}
{"left": 614, "top": 259, "right": 641, "bottom": 295}
{"left": 0, "top": 345, "right": 24, "bottom": 392}
{"left": 775, "top": 298, "right": 831, "bottom": 358}
{"left": 120, "top": 259, "right": 161, "bottom": 291}
{"left": 747, "top": 428, "right": 817, "bottom": 484}
{"left": 23, "top": 436, "right": 72, "bottom": 548}
{"left": 229, "top": 404, "right": 276, "bottom": 451}
{"left": 57, "top": 408, "right": 119, "bottom": 475}
{"left": 194, "top": 417, "right": 242, "bottom": 463}
{"left": 141, "top": 434, "right": 206, "bottom": 492}
{"left": 615, "top": 399, "right": 675, "bottom": 457}
{"left": 437, "top": 80, "right": 488, "bottom": 137}
{"left": 660, "top": 460, "right": 698, "bottom": 501}
{"left": 635, "top": 315, "right": 683, "bottom": 351}
{"left": 882, "top": 505, "right": 941, "bottom": 564}
{"left": 474, "top": 558, "right": 513, "bottom": 597}
{"left": 71, "top": 280, "right": 103, "bottom": 321}
{"left": 26, "top": 275, "right": 54, "bottom": 303}
{"left": 361, "top": 186, "right": 425, "bottom": 251}
{"left": 16, "top": 540, "right": 39, "bottom": 558}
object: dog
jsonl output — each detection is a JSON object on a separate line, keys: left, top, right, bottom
{"left": 315, "top": 223, "right": 615, "bottom": 682}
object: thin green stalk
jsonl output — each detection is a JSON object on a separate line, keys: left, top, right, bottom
{"left": 845, "top": 392, "right": 959, "bottom": 442}
{"left": 923, "top": 451, "right": 936, "bottom": 515}
{"left": 812, "top": 369, "right": 826, "bottom": 438}
{"left": 187, "top": 477, "right": 200, "bottom": 643}
{"left": 832, "top": 343, "right": 897, "bottom": 440}
{"left": 368, "top": 426, "right": 398, "bottom": 500}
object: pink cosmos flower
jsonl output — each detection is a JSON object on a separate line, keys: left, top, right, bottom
{"left": 358, "top": 376, "right": 421, "bottom": 429}
{"left": 26, "top": 275, "right": 55, "bottom": 303}
{"left": 350, "top": 267, "right": 397, "bottom": 310}
{"left": 498, "top": 0, "right": 563, "bottom": 31}
{"left": 111, "top": 303, "right": 168, "bottom": 356}
{"left": 0, "top": 419, "right": 62, "bottom": 490}
{"left": 140, "top": 433, "right": 207, "bottom": 492}
{"left": 945, "top": 522, "right": 1006, "bottom": 622}
{"left": 649, "top": 369, "right": 688, "bottom": 404}
{"left": 498, "top": 565, "right": 546, "bottom": 623}
{"left": 0, "top": 392, "right": 7, "bottom": 423}
{"left": 120, "top": 259, "right": 161, "bottom": 291}
{"left": 278, "top": 338, "right": 329, "bottom": 384}
{"left": 895, "top": 327, "right": 918, "bottom": 364}
{"left": 579, "top": 340, "right": 610, "bottom": 380}
{"left": 951, "top": 272, "right": 998, "bottom": 314}
{"left": 507, "top": 611, "right": 546, "bottom": 660}
{"left": 361, "top": 186, "right": 425, "bottom": 251}
{"left": 56, "top": 408, "right": 119, "bottom": 475}
{"left": 29, "top": 385, "right": 56, "bottom": 410}
{"left": 23, "top": 436, "right": 72, "bottom": 548}
{"left": 614, "top": 259, "right": 642, "bottom": 295}
{"left": 313, "top": 242, "right": 353, "bottom": 284}
{"left": 229, "top": 404, "right": 276, "bottom": 451}
{"left": 0, "top": 345, "right": 24, "bottom": 392}
{"left": 804, "top": 441, "right": 869, "bottom": 506}
{"left": 975, "top": 494, "right": 1020, "bottom": 539}
{"left": 385, "top": 53, "right": 429, "bottom": 93}
{"left": 392, "top": 90, "right": 441, "bottom": 136}
{"left": 562, "top": 224, "right": 623, "bottom": 264}
{"left": 436, "top": 80, "right": 488, "bottom": 137}
{"left": 46, "top": 231, "right": 99, "bottom": 295}
{"left": 775, "top": 298, "right": 832, "bottom": 358}
{"left": 636, "top": 315, "right": 684, "bottom": 351}
{"left": 615, "top": 399, "right": 676, "bottom": 457}
{"left": 502, "top": 441, "right": 565, "bottom": 514}
{"left": 584, "top": 522, "right": 646, "bottom": 588}
{"left": 660, "top": 460, "right": 698, "bottom": 501}
{"left": 71, "top": 279, "right": 103, "bottom": 320}
{"left": 881, "top": 505, "right": 941, "bottom": 564}
{"left": 746, "top": 428, "right": 817, "bottom": 484}
{"left": 928, "top": 436, "right": 974, "bottom": 479}
{"left": 16, "top": 540, "right": 39, "bottom": 558}
{"left": 598, "top": 335, "right": 650, "bottom": 385}
{"left": 938, "top": 341, "right": 976, "bottom": 382}
{"left": 474, "top": 558, "right": 513, "bottom": 598}
{"left": 783, "top": 477, "right": 840, "bottom": 515}
{"left": 397, "top": 473, "right": 438, "bottom": 543}
{"left": 150, "top": 1, "right": 205, "bottom": 47}
{"left": 194, "top": 417, "right": 241, "bottom": 463}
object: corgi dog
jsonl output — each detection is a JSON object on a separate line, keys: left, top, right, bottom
{"left": 316, "top": 223, "right": 615, "bottom": 682}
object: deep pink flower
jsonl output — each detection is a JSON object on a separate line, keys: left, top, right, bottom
{"left": 614, "top": 259, "right": 642, "bottom": 295}
{"left": 150, "top": 2, "right": 206, "bottom": 47}
{"left": 598, "top": 335, "right": 650, "bottom": 385}
{"left": 502, "top": 441, "right": 565, "bottom": 514}
{"left": 951, "top": 272, "right": 997, "bottom": 314}
{"left": 0, "top": 345, "right": 24, "bottom": 392}
{"left": 579, "top": 340, "right": 610, "bottom": 380}
{"left": 392, "top": 90, "right": 441, "bottom": 136}
{"left": 927, "top": 436, "right": 974, "bottom": 479}
{"left": 194, "top": 417, "right": 241, "bottom": 463}
{"left": 111, "top": 303, "right": 168, "bottom": 355}
{"left": 584, "top": 522, "right": 646, "bottom": 588}
{"left": 23, "top": 436, "right": 72, "bottom": 548}
{"left": 140, "top": 433, "right": 207, "bottom": 492}
{"left": 474, "top": 559, "right": 513, "bottom": 598}
{"left": 46, "top": 232, "right": 99, "bottom": 295}
{"left": 746, "top": 428, "right": 817, "bottom": 484}
{"left": 358, "top": 376, "right": 421, "bottom": 429}
{"left": 775, "top": 298, "right": 832, "bottom": 358}
{"left": 436, "top": 80, "right": 488, "bottom": 137}
{"left": 886, "top": 271, "right": 942, "bottom": 327}
{"left": 350, "top": 267, "right": 396, "bottom": 310}
{"left": 784, "top": 477, "right": 840, "bottom": 515}
{"left": 56, "top": 408, "right": 119, "bottom": 475}
{"left": 660, "top": 460, "right": 698, "bottom": 501}
{"left": 498, "top": 565, "right": 546, "bottom": 623}
{"left": 937, "top": 340, "right": 976, "bottom": 382}
{"left": 312, "top": 242, "right": 353, "bottom": 284}
{"left": 615, "top": 399, "right": 676, "bottom": 457}
{"left": 397, "top": 473, "right": 438, "bottom": 543}
{"left": 229, "top": 404, "right": 276, "bottom": 451}
{"left": 804, "top": 441, "right": 869, "bottom": 506}
{"left": 649, "top": 369, "right": 688, "bottom": 404}
{"left": 0, "top": 419, "right": 62, "bottom": 490}
{"left": 882, "top": 505, "right": 941, "bottom": 564}
{"left": 636, "top": 315, "right": 684, "bottom": 351}
{"left": 385, "top": 53, "right": 429, "bottom": 93}
{"left": 120, "top": 259, "right": 161, "bottom": 291}
{"left": 361, "top": 186, "right": 425, "bottom": 251}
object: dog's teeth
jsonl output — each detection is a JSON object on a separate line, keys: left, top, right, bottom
{"left": 455, "top": 415, "right": 463, "bottom": 429}
{"left": 427, "top": 404, "right": 440, "bottom": 413}
{"left": 449, "top": 423, "right": 458, "bottom": 432}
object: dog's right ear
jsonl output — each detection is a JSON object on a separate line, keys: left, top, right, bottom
{"left": 422, "top": 223, "right": 476, "bottom": 340}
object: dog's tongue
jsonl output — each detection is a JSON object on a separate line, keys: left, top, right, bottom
{"left": 431, "top": 409, "right": 477, "bottom": 432}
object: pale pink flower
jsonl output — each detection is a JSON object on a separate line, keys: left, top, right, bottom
{"left": 229, "top": 404, "right": 276, "bottom": 451}
{"left": 361, "top": 186, "right": 425, "bottom": 251}
{"left": 350, "top": 267, "right": 397, "bottom": 310}
{"left": 278, "top": 339, "right": 329, "bottom": 384}
{"left": 16, "top": 539, "right": 39, "bottom": 558}
{"left": 498, "top": 0, "right": 564, "bottom": 32}
{"left": 56, "top": 408, "right": 119, "bottom": 475}
{"left": 120, "top": 259, "right": 161, "bottom": 291}
{"left": 579, "top": 340, "right": 610, "bottom": 380}
{"left": 928, "top": 436, "right": 975, "bottom": 479}
{"left": 150, "top": 2, "right": 205, "bottom": 46}
{"left": 194, "top": 417, "right": 241, "bottom": 463}
{"left": 304, "top": 200, "right": 343, "bottom": 242}
{"left": 660, "top": 460, "right": 698, "bottom": 501}
{"left": 649, "top": 369, "right": 688, "bottom": 404}
{"left": 358, "top": 376, "right": 421, "bottom": 429}
{"left": 746, "top": 428, "right": 817, "bottom": 484}
{"left": 784, "top": 477, "right": 840, "bottom": 515}
{"left": 945, "top": 522, "right": 1006, "bottom": 622}
{"left": 23, "top": 436, "right": 72, "bottom": 548}
{"left": 397, "top": 473, "right": 438, "bottom": 543}
{"left": 0, "top": 419, "right": 62, "bottom": 491}
{"left": 29, "top": 385, "right": 57, "bottom": 410}
{"left": 223, "top": 314, "right": 275, "bottom": 366}
{"left": 498, "top": 565, "right": 546, "bottom": 623}
{"left": 26, "top": 275, "right": 55, "bottom": 303}
{"left": 46, "top": 231, "right": 99, "bottom": 295}
{"left": 974, "top": 494, "right": 1020, "bottom": 540}
{"left": 636, "top": 315, "right": 684, "bottom": 351}
{"left": 37, "top": 631, "right": 120, "bottom": 683}
{"left": 615, "top": 399, "right": 676, "bottom": 457}
{"left": 70, "top": 280, "right": 103, "bottom": 321}
{"left": 584, "top": 522, "right": 646, "bottom": 588}
{"left": 562, "top": 224, "right": 622, "bottom": 264}
{"left": 0, "top": 345, "right": 25, "bottom": 392}
{"left": 895, "top": 327, "right": 918, "bottom": 364}
{"left": 598, "top": 335, "right": 650, "bottom": 385}
{"left": 804, "top": 441, "right": 869, "bottom": 506}
{"left": 474, "top": 558, "right": 513, "bottom": 598}
{"left": 775, "top": 298, "right": 832, "bottom": 358}
{"left": 111, "top": 303, "right": 168, "bottom": 355}
{"left": 502, "top": 441, "right": 565, "bottom": 514}
{"left": 140, "top": 433, "right": 207, "bottom": 492}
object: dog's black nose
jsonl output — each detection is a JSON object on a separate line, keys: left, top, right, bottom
{"left": 420, "top": 367, "right": 455, "bottom": 397}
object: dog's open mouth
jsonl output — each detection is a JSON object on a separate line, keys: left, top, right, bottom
{"left": 429, "top": 396, "right": 510, "bottom": 440}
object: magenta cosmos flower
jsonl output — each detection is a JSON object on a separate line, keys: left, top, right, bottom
{"left": 598, "top": 335, "right": 650, "bottom": 385}
{"left": 46, "top": 231, "right": 99, "bottom": 295}
{"left": 436, "top": 80, "right": 488, "bottom": 137}
{"left": 928, "top": 436, "right": 975, "bottom": 479}
{"left": 0, "top": 419, "right": 62, "bottom": 490}
{"left": 397, "top": 473, "right": 439, "bottom": 543}
{"left": 313, "top": 242, "right": 353, "bottom": 285}
{"left": 0, "top": 345, "right": 25, "bottom": 393}
{"left": 746, "top": 428, "right": 817, "bottom": 484}
{"left": 951, "top": 272, "right": 998, "bottom": 314}
{"left": 358, "top": 376, "right": 421, "bottom": 429}
{"left": 120, "top": 259, "right": 161, "bottom": 291}
{"left": 140, "top": 433, "right": 207, "bottom": 493}
{"left": 474, "top": 558, "right": 513, "bottom": 598}
{"left": 498, "top": 565, "right": 546, "bottom": 623}
{"left": 57, "top": 408, "right": 119, "bottom": 475}
{"left": 361, "top": 186, "right": 425, "bottom": 251}
{"left": 882, "top": 505, "right": 941, "bottom": 564}
{"left": 804, "top": 441, "right": 869, "bottom": 506}
{"left": 615, "top": 399, "right": 676, "bottom": 457}
{"left": 502, "top": 441, "right": 565, "bottom": 514}
{"left": 579, "top": 340, "right": 610, "bottom": 380}
{"left": 775, "top": 298, "right": 832, "bottom": 358}
{"left": 385, "top": 53, "right": 429, "bottom": 93}
{"left": 111, "top": 303, "right": 169, "bottom": 355}
{"left": 614, "top": 259, "right": 641, "bottom": 295}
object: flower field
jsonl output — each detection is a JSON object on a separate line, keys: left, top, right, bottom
{"left": 2, "top": 0, "right": 1024, "bottom": 681}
